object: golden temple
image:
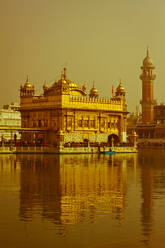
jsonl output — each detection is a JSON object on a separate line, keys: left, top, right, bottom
{"left": 20, "top": 68, "right": 127, "bottom": 147}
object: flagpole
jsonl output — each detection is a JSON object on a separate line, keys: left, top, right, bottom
{"left": 112, "top": 85, "right": 114, "bottom": 97}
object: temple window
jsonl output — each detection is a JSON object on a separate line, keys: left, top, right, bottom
{"left": 67, "top": 119, "right": 72, "bottom": 127}
{"left": 78, "top": 119, "right": 83, "bottom": 127}
{"left": 38, "top": 120, "right": 42, "bottom": 127}
{"left": 90, "top": 120, "right": 95, "bottom": 128}
{"left": 84, "top": 120, "right": 89, "bottom": 127}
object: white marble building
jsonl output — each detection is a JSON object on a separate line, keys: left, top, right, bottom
{"left": 0, "top": 103, "right": 21, "bottom": 141}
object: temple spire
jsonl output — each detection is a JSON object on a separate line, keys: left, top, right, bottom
{"left": 147, "top": 46, "right": 149, "bottom": 57}
{"left": 26, "top": 75, "right": 29, "bottom": 82}
{"left": 64, "top": 67, "right": 67, "bottom": 79}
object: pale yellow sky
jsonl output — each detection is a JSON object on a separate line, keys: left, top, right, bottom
{"left": 1, "top": 0, "right": 165, "bottom": 112}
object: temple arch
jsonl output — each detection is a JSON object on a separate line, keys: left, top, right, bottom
{"left": 108, "top": 134, "right": 119, "bottom": 146}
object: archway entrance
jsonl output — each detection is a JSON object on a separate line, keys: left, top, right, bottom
{"left": 108, "top": 134, "right": 119, "bottom": 146}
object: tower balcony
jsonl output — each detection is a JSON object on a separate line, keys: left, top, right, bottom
{"left": 140, "top": 74, "right": 156, "bottom": 80}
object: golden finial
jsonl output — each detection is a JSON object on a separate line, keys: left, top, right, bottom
{"left": 147, "top": 46, "right": 149, "bottom": 57}
{"left": 63, "top": 67, "right": 67, "bottom": 79}
{"left": 26, "top": 75, "right": 29, "bottom": 82}
{"left": 82, "top": 82, "right": 86, "bottom": 92}
{"left": 43, "top": 81, "right": 47, "bottom": 90}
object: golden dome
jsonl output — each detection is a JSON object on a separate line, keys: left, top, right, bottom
{"left": 59, "top": 68, "right": 78, "bottom": 88}
{"left": 43, "top": 82, "right": 48, "bottom": 91}
{"left": 116, "top": 82, "right": 125, "bottom": 93}
{"left": 68, "top": 80, "right": 78, "bottom": 88}
{"left": 24, "top": 76, "right": 32, "bottom": 89}
{"left": 91, "top": 87, "right": 98, "bottom": 93}
{"left": 82, "top": 83, "right": 87, "bottom": 92}
{"left": 62, "top": 79, "right": 67, "bottom": 84}
{"left": 89, "top": 83, "right": 99, "bottom": 98}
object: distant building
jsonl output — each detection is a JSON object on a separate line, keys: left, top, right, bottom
{"left": 127, "top": 111, "right": 141, "bottom": 134}
{"left": 0, "top": 103, "right": 21, "bottom": 141}
{"left": 153, "top": 104, "right": 165, "bottom": 138}
{"left": 20, "top": 69, "right": 128, "bottom": 146}
{"left": 154, "top": 104, "right": 165, "bottom": 125}
{"left": 3, "top": 102, "right": 20, "bottom": 111}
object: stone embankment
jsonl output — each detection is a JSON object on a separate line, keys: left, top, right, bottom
{"left": 138, "top": 138, "right": 165, "bottom": 148}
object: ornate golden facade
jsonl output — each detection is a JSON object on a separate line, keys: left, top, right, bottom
{"left": 20, "top": 69, "right": 127, "bottom": 145}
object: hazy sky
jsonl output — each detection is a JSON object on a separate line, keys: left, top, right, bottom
{"left": 1, "top": 0, "right": 165, "bottom": 112}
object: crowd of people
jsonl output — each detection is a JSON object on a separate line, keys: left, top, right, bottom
{"left": 0, "top": 138, "right": 134, "bottom": 148}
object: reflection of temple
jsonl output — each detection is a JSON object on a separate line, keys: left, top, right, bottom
{"left": 18, "top": 154, "right": 136, "bottom": 230}
{"left": 0, "top": 155, "right": 18, "bottom": 174}
{"left": 0, "top": 155, "right": 19, "bottom": 192}
{"left": 19, "top": 155, "right": 61, "bottom": 222}
{"left": 20, "top": 69, "right": 127, "bottom": 146}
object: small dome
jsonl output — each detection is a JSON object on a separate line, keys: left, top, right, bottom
{"left": 24, "top": 82, "right": 32, "bottom": 88}
{"left": 20, "top": 76, "right": 35, "bottom": 96}
{"left": 82, "top": 83, "right": 87, "bottom": 92}
{"left": 89, "top": 84, "right": 99, "bottom": 98}
{"left": 43, "top": 83, "right": 48, "bottom": 91}
{"left": 57, "top": 78, "right": 67, "bottom": 85}
{"left": 24, "top": 76, "right": 32, "bottom": 89}
{"left": 68, "top": 80, "right": 78, "bottom": 88}
{"left": 92, "top": 87, "right": 98, "bottom": 93}
{"left": 62, "top": 79, "right": 67, "bottom": 84}
{"left": 116, "top": 82, "right": 125, "bottom": 93}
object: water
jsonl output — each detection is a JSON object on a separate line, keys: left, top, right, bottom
{"left": 0, "top": 150, "right": 165, "bottom": 248}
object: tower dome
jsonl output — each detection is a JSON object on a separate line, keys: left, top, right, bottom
{"left": 142, "top": 48, "right": 154, "bottom": 68}
{"left": 143, "top": 56, "right": 153, "bottom": 67}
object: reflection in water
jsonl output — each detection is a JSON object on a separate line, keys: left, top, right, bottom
{"left": 140, "top": 156, "right": 154, "bottom": 246}
{"left": 0, "top": 154, "right": 19, "bottom": 190}
{"left": 18, "top": 155, "right": 60, "bottom": 222}
{"left": 1, "top": 151, "right": 165, "bottom": 247}
{"left": 139, "top": 149, "right": 165, "bottom": 247}
{"left": 17, "top": 154, "right": 138, "bottom": 231}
